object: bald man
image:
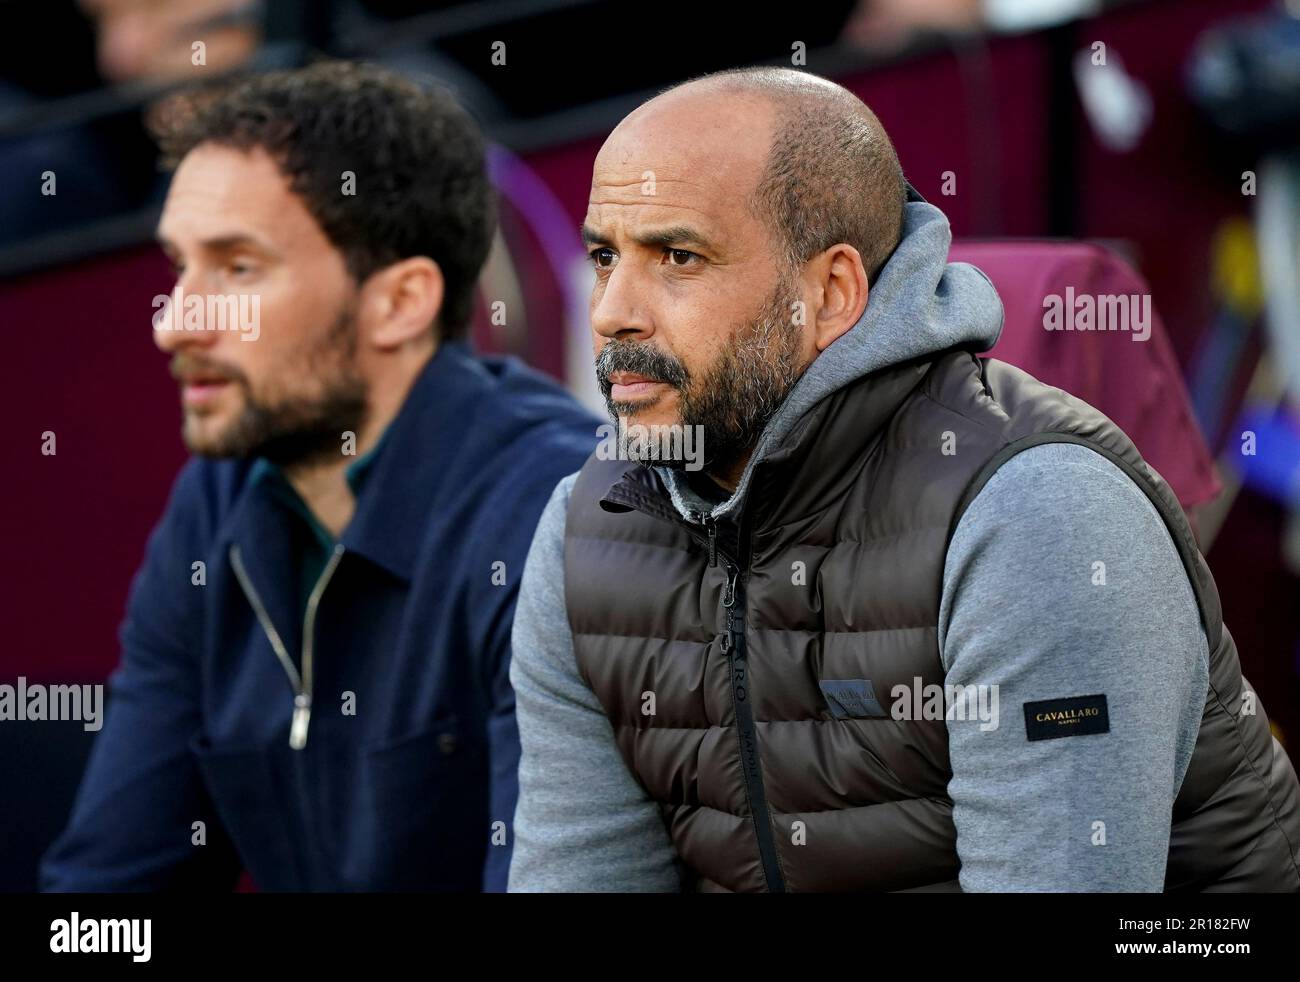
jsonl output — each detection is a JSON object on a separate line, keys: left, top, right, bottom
{"left": 507, "top": 68, "right": 1300, "bottom": 892}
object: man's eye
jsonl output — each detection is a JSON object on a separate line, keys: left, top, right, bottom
{"left": 589, "top": 247, "right": 616, "bottom": 269}
{"left": 667, "top": 248, "right": 697, "bottom": 266}
{"left": 228, "top": 261, "right": 258, "bottom": 277}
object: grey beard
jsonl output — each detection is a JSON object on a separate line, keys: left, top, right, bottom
{"left": 671, "top": 280, "right": 805, "bottom": 474}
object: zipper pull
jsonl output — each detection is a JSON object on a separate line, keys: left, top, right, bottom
{"left": 698, "top": 512, "right": 718, "bottom": 567}
{"left": 722, "top": 563, "right": 739, "bottom": 608}
{"left": 721, "top": 564, "right": 742, "bottom": 659}
{"left": 289, "top": 692, "right": 312, "bottom": 750}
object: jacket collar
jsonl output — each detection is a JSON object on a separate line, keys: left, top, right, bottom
{"left": 337, "top": 340, "right": 490, "bottom": 581}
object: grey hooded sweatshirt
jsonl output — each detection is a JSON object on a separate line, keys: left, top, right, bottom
{"left": 506, "top": 192, "right": 1209, "bottom": 892}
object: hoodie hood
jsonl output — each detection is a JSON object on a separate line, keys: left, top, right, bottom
{"left": 656, "top": 185, "right": 1005, "bottom": 521}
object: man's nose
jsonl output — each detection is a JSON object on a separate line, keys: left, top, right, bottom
{"left": 590, "top": 264, "right": 655, "bottom": 342}
{"left": 152, "top": 280, "right": 218, "bottom": 355}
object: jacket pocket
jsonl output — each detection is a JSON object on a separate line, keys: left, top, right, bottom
{"left": 190, "top": 733, "right": 303, "bottom": 890}
{"left": 340, "top": 717, "right": 489, "bottom": 891}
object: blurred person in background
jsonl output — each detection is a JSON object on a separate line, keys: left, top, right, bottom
{"left": 80, "top": 0, "right": 261, "bottom": 84}
{"left": 0, "top": 0, "right": 262, "bottom": 247}
{"left": 838, "top": 0, "right": 1104, "bottom": 51}
{"left": 40, "top": 60, "right": 598, "bottom": 891}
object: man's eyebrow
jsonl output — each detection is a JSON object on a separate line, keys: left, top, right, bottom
{"left": 580, "top": 224, "right": 718, "bottom": 253}
{"left": 154, "top": 232, "right": 279, "bottom": 255}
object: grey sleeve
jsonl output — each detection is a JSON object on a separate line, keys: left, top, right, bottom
{"left": 506, "top": 473, "right": 682, "bottom": 892}
{"left": 938, "top": 442, "right": 1209, "bottom": 892}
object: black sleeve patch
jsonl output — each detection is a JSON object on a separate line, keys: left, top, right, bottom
{"left": 1023, "top": 693, "right": 1109, "bottom": 741}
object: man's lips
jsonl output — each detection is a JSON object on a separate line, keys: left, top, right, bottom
{"left": 179, "top": 376, "right": 232, "bottom": 407}
{"left": 609, "top": 371, "right": 669, "bottom": 401}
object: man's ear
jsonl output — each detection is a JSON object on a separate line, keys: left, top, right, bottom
{"left": 357, "top": 256, "right": 444, "bottom": 350}
{"left": 807, "top": 243, "right": 869, "bottom": 352}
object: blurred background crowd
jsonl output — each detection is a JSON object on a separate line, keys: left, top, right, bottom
{"left": 2, "top": 0, "right": 1300, "bottom": 890}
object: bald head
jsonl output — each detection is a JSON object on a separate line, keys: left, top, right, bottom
{"left": 642, "top": 67, "right": 907, "bottom": 283}
{"left": 583, "top": 69, "right": 902, "bottom": 484}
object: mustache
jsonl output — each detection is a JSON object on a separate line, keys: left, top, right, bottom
{"left": 595, "top": 341, "right": 689, "bottom": 396}
{"left": 168, "top": 355, "right": 245, "bottom": 385}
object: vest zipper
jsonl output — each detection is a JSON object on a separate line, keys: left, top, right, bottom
{"left": 229, "top": 542, "right": 345, "bottom": 750}
{"left": 697, "top": 511, "right": 719, "bottom": 568}
{"left": 720, "top": 554, "right": 786, "bottom": 893}
{"left": 623, "top": 494, "right": 788, "bottom": 891}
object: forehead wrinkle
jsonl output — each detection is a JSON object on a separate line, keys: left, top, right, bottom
{"left": 589, "top": 176, "right": 712, "bottom": 207}
{"left": 592, "top": 172, "right": 707, "bottom": 189}
{"left": 586, "top": 198, "right": 718, "bottom": 219}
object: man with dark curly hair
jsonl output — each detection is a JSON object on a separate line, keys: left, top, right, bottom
{"left": 41, "top": 61, "right": 598, "bottom": 892}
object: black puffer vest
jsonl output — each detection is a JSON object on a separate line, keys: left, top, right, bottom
{"left": 564, "top": 348, "right": 1300, "bottom": 892}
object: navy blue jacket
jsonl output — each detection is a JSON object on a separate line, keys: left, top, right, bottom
{"left": 41, "top": 341, "right": 599, "bottom": 891}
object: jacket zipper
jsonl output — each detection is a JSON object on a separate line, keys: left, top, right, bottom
{"left": 229, "top": 542, "right": 345, "bottom": 749}
{"left": 692, "top": 509, "right": 786, "bottom": 893}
